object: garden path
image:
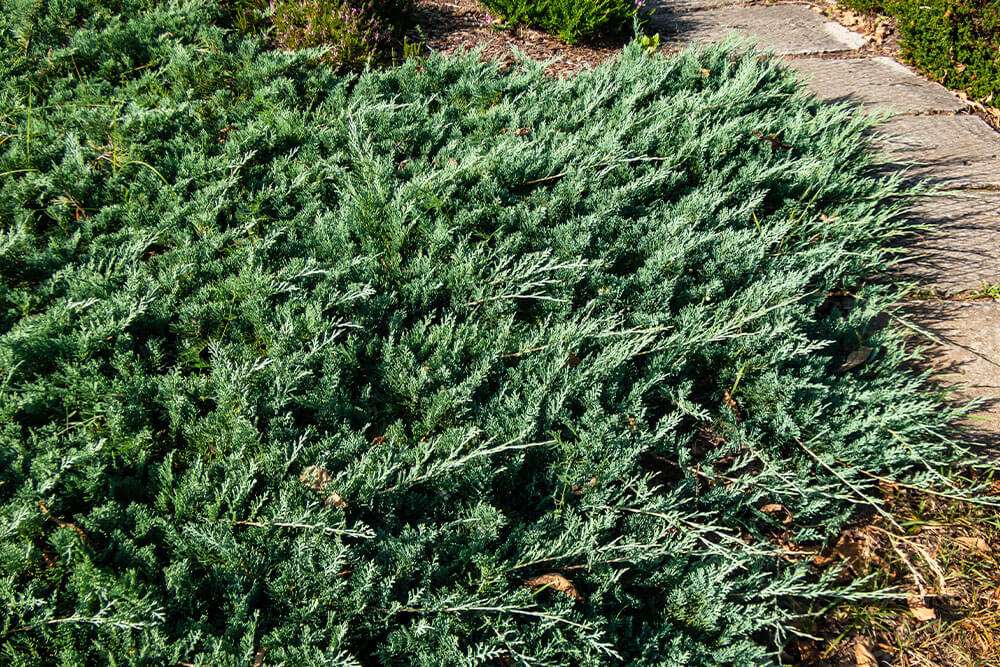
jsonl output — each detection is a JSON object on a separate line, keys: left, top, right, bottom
{"left": 649, "top": 0, "right": 1000, "bottom": 447}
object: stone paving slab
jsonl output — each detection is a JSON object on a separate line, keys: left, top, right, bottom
{"left": 652, "top": 5, "right": 868, "bottom": 55}
{"left": 875, "top": 115, "right": 1000, "bottom": 189}
{"left": 894, "top": 192, "right": 1000, "bottom": 295}
{"left": 902, "top": 300, "right": 1000, "bottom": 446}
{"left": 785, "top": 57, "right": 967, "bottom": 114}
{"left": 650, "top": 0, "right": 746, "bottom": 13}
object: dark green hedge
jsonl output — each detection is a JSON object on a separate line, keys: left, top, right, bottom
{"left": 844, "top": 0, "right": 1000, "bottom": 103}
{"left": 0, "top": 0, "right": 979, "bottom": 664}
{"left": 479, "top": 0, "right": 638, "bottom": 43}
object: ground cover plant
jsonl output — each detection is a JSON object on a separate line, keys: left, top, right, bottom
{"left": 478, "top": 0, "right": 639, "bottom": 43}
{"left": 841, "top": 0, "right": 1000, "bottom": 104}
{"left": 223, "top": 0, "right": 413, "bottom": 71}
{"left": 0, "top": 0, "right": 989, "bottom": 663}
{"left": 267, "top": 0, "right": 413, "bottom": 70}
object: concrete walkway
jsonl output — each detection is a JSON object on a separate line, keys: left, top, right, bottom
{"left": 649, "top": 0, "right": 1000, "bottom": 446}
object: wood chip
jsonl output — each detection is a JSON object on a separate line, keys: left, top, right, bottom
{"left": 411, "top": 0, "right": 621, "bottom": 78}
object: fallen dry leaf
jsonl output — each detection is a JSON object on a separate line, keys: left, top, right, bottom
{"left": 855, "top": 638, "right": 877, "bottom": 667}
{"left": 814, "top": 528, "right": 874, "bottom": 575}
{"left": 752, "top": 130, "right": 793, "bottom": 152}
{"left": 300, "top": 465, "right": 332, "bottom": 493}
{"left": 954, "top": 536, "right": 991, "bottom": 553}
{"left": 837, "top": 346, "right": 873, "bottom": 373}
{"left": 524, "top": 573, "right": 584, "bottom": 601}
{"left": 760, "top": 503, "right": 793, "bottom": 524}
{"left": 300, "top": 465, "right": 348, "bottom": 508}
{"left": 907, "top": 596, "right": 936, "bottom": 621}
{"left": 795, "top": 638, "right": 821, "bottom": 663}
{"left": 722, "top": 389, "right": 740, "bottom": 418}
{"left": 325, "top": 492, "right": 348, "bottom": 509}
{"left": 39, "top": 502, "right": 93, "bottom": 546}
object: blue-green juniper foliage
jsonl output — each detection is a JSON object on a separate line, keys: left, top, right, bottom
{"left": 0, "top": 0, "right": 980, "bottom": 664}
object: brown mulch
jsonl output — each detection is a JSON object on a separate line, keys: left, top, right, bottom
{"left": 406, "top": 0, "right": 626, "bottom": 77}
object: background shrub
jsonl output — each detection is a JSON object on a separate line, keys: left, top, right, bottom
{"left": 265, "top": 0, "right": 412, "bottom": 70}
{"left": 842, "top": 0, "right": 1000, "bottom": 104}
{"left": 0, "top": 0, "right": 981, "bottom": 663}
{"left": 480, "top": 0, "right": 640, "bottom": 43}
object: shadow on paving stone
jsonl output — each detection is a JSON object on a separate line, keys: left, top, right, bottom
{"left": 784, "top": 57, "right": 968, "bottom": 115}
{"left": 873, "top": 115, "right": 1000, "bottom": 189}
{"left": 891, "top": 192, "right": 1000, "bottom": 296}
{"left": 897, "top": 300, "right": 1000, "bottom": 454}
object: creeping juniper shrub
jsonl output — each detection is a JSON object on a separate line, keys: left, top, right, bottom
{"left": 0, "top": 0, "right": 985, "bottom": 664}
{"left": 481, "top": 0, "right": 641, "bottom": 43}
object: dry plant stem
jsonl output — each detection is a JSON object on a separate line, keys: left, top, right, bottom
{"left": 868, "top": 525, "right": 948, "bottom": 596}
{"left": 794, "top": 438, "right": 905, "bottom": 532}
{"left": 852, "top": 466, "right": 1000, "bottom": 508}
{"left": 230, "top": 520, "right": 374, "bottom": 538}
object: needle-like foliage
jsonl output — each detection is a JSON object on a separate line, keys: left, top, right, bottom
{"left": 0, "top": 0, "right": 984, "bottom": 664}
{"left": 480, "top": 0, "right": 638, "bottom": 43}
